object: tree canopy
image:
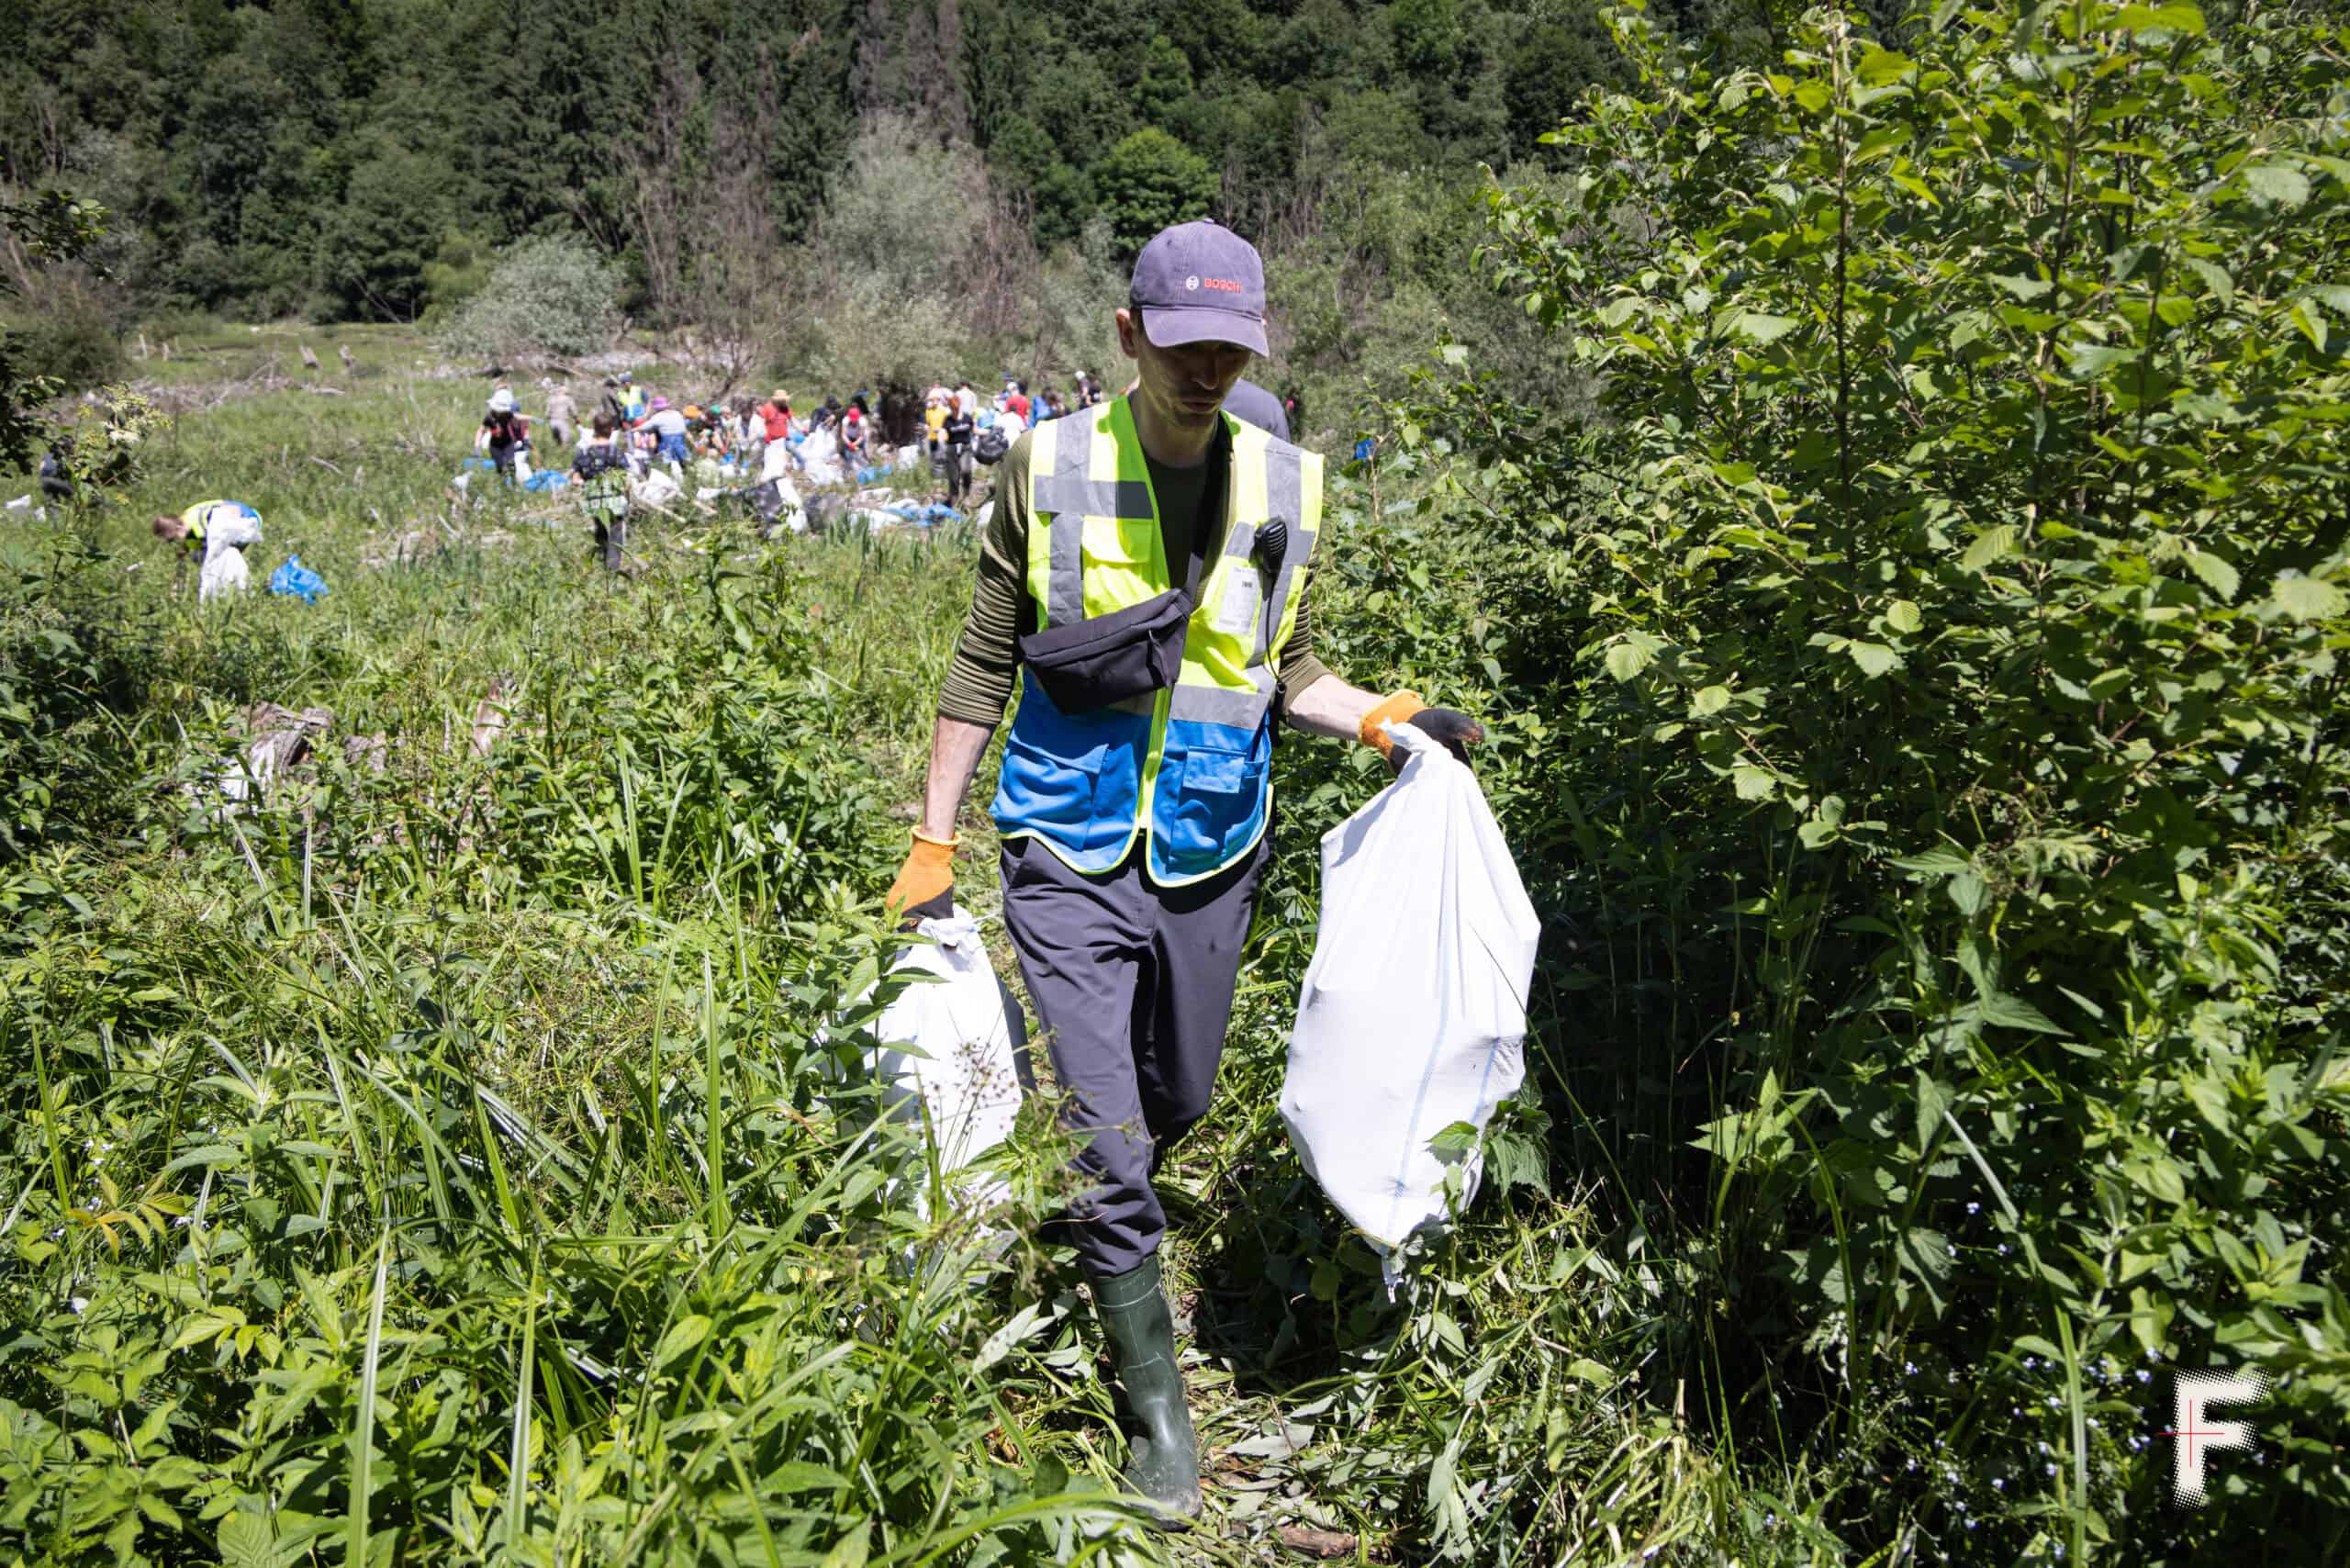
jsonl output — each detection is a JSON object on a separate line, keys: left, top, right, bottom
{"left": 0, "top": 0, "right": 1646, "bottom": 322}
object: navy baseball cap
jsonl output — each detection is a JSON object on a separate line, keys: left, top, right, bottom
{"left": 1129, "top": 219, "right": 1270, "bottom": 357}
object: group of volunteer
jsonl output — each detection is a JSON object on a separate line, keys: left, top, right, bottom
{"left": 473, "top": 371, "right": 1097, "bottom": 569}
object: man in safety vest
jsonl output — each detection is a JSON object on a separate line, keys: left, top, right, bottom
{"left": 151, "top": 498, "right": 263, "bottom": 600}
{"left": 886, "top": 220, "right": 1481, "bottom": 1522}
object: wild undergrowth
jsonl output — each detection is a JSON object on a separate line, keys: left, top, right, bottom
{"left": 0, "top": 449, "right": 1169, "bottom": 1562}
{"left": 1372, "top": 1, "right": 2350, "bottom": 1561}
{"left": 7, "top": 8, "right": 2347, "bottom": 1561}
{"left": 0, "top": 379, "right": 1737, "bottom": 1566}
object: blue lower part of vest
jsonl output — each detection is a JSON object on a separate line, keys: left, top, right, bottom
{"left": 1147, "top": 715, "right": 1271, "bottom": 882}
{"left": 991, "top": 674, "right": 1271, "bottom": 882}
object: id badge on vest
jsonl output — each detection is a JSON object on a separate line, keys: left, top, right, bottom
{"left": 1212, "top": 569, "right": 1260, "bottom": 639}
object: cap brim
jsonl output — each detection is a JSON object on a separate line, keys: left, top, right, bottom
{"left": 1140, "top": 305, "right": 1269, "bottom": 358}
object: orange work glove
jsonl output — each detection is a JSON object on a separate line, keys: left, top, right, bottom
{"left": 1359, "top": 689, "right": 1484, "bottom": 768}
{"left": 885, "top": 829, "right": 958, "bottom": 926}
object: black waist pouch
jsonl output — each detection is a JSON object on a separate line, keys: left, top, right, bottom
{"left": 1017, "top": 588, "right": 1194, "bottom": 712}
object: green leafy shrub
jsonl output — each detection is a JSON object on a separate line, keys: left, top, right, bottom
{"left": 441, "top": 235, "right": 621, "bottom": 361}
{"left": 1091, "top": 129, "right": 1215, "bottom": 258}
{"left": 1395, "top": 0, "right": 2350, "bottom": 1556}
{"left": 3, "top": 274, "right": 126, "bottom": 396}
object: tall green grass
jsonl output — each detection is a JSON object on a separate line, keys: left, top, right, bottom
{"left": 3, "top": 368, "right": 1760, "bottom": 1565}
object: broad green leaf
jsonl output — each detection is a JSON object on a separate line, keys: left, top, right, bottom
{"left": 973, "top": 1302, "right": 1052, "bottom": 1372}
{"left": 2242, "top": 162, "right": 2311, "bottom": 207}
{"left": 765, "top": 1462, "right": 851, "bottom": 1493}
{"left": 1886, "top": 599, "right": 1922, "bottom": 633}
{"left": 1846, "top": 640, "right": 1902, "bottom": 678}
{"left": 2272, "top": 574, "right": 2346, "bottom": 621}
{"left": 1732, "top": 311, "right": 1800, "bottom": 344}
{"left": 2115, "top": 3, "right": 2207, "bottom": 33}
{"left": 1732, "top": 766, "right": 1777, "bottom": 801}
{"left": 655, "top": 1313, "right": 712, "bottom": 1369}
{"left": 2065, "top": 343, "right": 2135, "bottom": 377}
{"left": 2289, "top": 300, "right": 2328, "bottom": 353}
{"left": 1977, "top": 991, "right": 2067, "bottom": 1036}
{"left": 2180, "top": 255, "right": 2233, "bottom": 306}
{"left": 1604, "top": 640, "right": 1651, "bottom": 680}
{"left": 1914, "top": 1071, "right": 1955, "bottom": 1154}
{"left": 1690, "top": 684, "right": 1731, "bottom": 717}
{"left": 820, "top": 1524, "right": 871, "bottom": 1568}
{"left": 1961, "top": 524, "right": 2019, "bottom": 571}
{"left": 2185, "top": 550, "right": 2239, "bottom": 601}
{"left": 2186, "top": 1075, "right": 2232, "bottom": 1135}
{"left": 1893, "top": 846, "right": 1972, "bottom": 877}
{"left": 218, "top": 1511, "right": 307, "bottom": 1568}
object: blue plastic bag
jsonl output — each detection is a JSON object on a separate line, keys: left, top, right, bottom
{"left": 522, "top": 469, "right": 568, "bottom": 492}
{"left": 269, "top": 555, "right": 329, "bottom": 604}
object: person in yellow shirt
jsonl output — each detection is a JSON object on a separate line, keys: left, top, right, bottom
{"left": 923, "top": 391, "right": 951, "bottom": 499}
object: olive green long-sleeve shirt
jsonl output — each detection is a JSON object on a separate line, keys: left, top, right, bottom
{"left": 936, "top": 426, "right": 1330, "bottom": 727}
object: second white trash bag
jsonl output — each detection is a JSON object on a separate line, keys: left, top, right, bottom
{"left": 1279, "top": 722, "right": 1540, "bottom": 1261}
{"left": 871, "top": 907, "right": 1028, "bottom": 1213}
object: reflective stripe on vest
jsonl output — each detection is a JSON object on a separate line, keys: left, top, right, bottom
{"left": 181, "top": 499, "right": 229, "bottom": 542}
{"left": 990, "top": 396, "right": 1322, "bottom": 886}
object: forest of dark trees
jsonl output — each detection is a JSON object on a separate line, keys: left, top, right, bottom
{"left": 0, "top": 0, "right": 1799, "bottom": 323}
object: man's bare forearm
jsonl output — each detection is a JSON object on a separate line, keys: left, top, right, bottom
{"left": 918, "top": 714, "right": 997, "bottom": 839}
{"left": 1283, "top": 672, "right": 1384, "bottom": 742}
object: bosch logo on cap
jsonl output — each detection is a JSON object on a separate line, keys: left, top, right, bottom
{"left": 1185, "top": 275, "right": 1200, "bottom": 291}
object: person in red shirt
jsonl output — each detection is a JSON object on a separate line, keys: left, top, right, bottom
{"left": 757, "top": 389, "right": 793, "bottom": 444}
{"left": 1004, "top": 380, "right": 1032, "bottom": 423}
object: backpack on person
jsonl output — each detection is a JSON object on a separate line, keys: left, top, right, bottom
{"left": 974, "top": 427, "right": 1011, "bottom": 465}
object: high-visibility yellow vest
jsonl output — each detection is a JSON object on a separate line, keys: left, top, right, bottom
{"left": 990, "top": 396, "right": 1321, "bottom": 886}
{"left": 180, "top": 499, "right": 223, "bottom": 543}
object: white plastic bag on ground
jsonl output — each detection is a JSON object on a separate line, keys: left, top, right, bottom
{"left": 871, "top": 907, "right": 1027, "bottom": 1215}
{"left": 1279, "top": 722, "right": 1539, "bottom": 1271}
{"left": 632, "top": 467, "right": 682, "bottom": 509}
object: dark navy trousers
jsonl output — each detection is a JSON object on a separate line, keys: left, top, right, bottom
{"left": 1000, "top": 830, "right": 1270, "bottom": 1277}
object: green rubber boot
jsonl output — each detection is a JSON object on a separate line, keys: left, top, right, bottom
{"left": 1091, "top": 1255, "right": 1203, "bottom": 1523}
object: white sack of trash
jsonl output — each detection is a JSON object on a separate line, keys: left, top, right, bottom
{"left": 199, "top": 506, "right": 263, "bottom": 602}
{"left": 1279, "top": 721, "right": 1539, "bottom": 1265}
{"left": 868, "top": 906, "right": 1028, "bottom": 1215}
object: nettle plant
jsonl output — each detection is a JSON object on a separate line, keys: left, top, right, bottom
{"left": 1429, "top": 0, "right": 2348, "bottom": 1555}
